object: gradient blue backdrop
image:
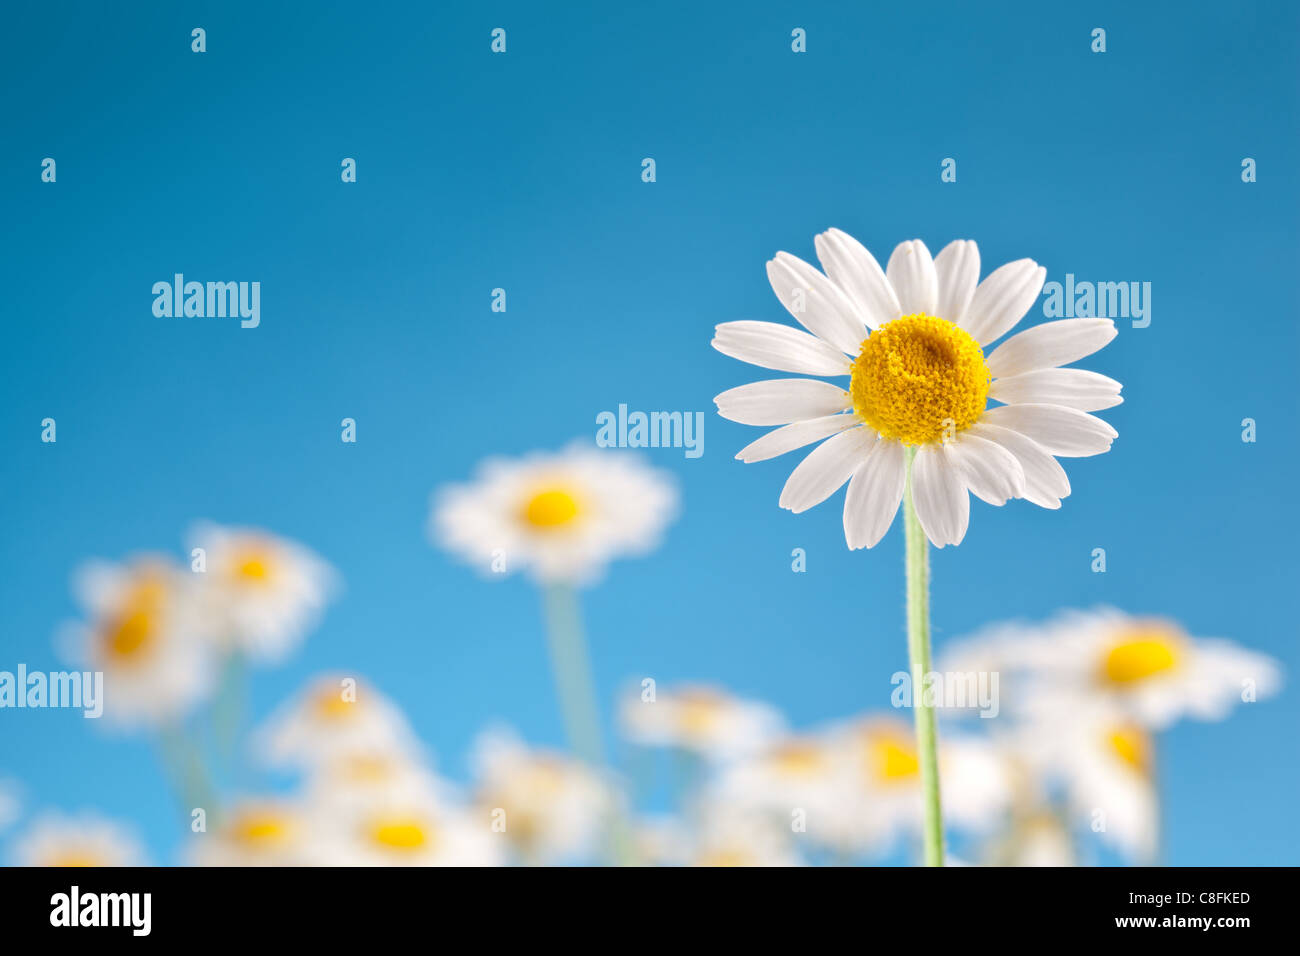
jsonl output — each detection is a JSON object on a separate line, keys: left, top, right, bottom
{"left": 2, "top": 0, "right": 1296, "bottom": 865}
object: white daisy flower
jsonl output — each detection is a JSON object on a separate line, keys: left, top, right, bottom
{"left": 314, "top": 794, "right": 503, "bottom": 867}
{"left": 12, "top": 812, "right": 146, "bottom": 867}
{"left": 304, "top": 748, "right": 450, "bottom": 815}
{"left": 189, "top": 522, "right": 337, "bottom": 662}
{"left": 618, "top": 683, "right": 785, "bottom": 763}
{"left": 62, "top": 556, "right": 213, "bottom": 727}
{"left": 831, "top": 717, "right": 1013, "bottom": 852}
{"left": 255, "top": 674, "right": 419, "bottom": 771}
{"left": 713, "top": 230, "right": 1122, "bottom": 547}
{"left": 687, "top": 806, "right": 803, "bottom": 867}
{"left": 471, "top": 729, "right": 614, "bottom": 863}
{"left": 431, "top": 445, "right": 678, "bottom": 586}
{"left": 946, "top": 608, "right": 1282, "bottom": 729}
{"left": 189, "top": 797, "right": 325, "bottom": 867}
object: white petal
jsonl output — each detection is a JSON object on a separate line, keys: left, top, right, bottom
{"left": 715, "top": 379, "right": 850, "bottom": 426}
{"left": 911, "top": 444, "right": 970, "bottom": 547}
{"left": 766, "top": 252, "right": 868, "bottom": 355}
{"left": 933, "top": 240, "right": 980, "bottom": 325}
{"left": 814, "top": 228, "right": 901, "bottom": 329}
{"left": 843, "top": 438, "right": 905, "bottom": 549}
{"left": 713, "top": 321, "right": 852, "bottom": 376}
{"left": 736, "top": 414, "right": 861, "bottom": 463}
{"left": 978, "top": 403, "right": 1117, "bottom": 457}
{"left": 885, "top": 239, "right": 938, "bottom": 316}
{"left": 989, "top": 368, "right": 1123, "bottom": 411}
{"left": 985, "top": 319, "right": 1117, "bottom": 379}
{"left": 944, "top": 434, "right": 1024, "bottom": 505}
{"left": 779, "top": 427, "right": 875, "bottom": 513}
{"left": 966, "top": 423, "right": 1069, "bottom": 509}
{"left": 959, "top": 260, "right": 1046, "bottom": 346}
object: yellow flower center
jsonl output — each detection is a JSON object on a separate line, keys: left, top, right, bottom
{"left": 866, "top": 731, "right": 920, "bottom": 783}
{"left": 695, "top": 850, "right": 753, "bottom": 867}
{"left": 369, "top": 816, "right": 431, "bottom": 852}
{"left": 850, "top": 314, "right": 990, "bottom": 445}
{"left": 522, "top": 488, "right": 581, "bottom": 529}
{"left": 677, "top": 692, "right": 723, "bottom": 736}
{"left": 231, "top": 812, "right": 290, "bottom": 847}
{"left": 102, "top": 576, "right": 166, "bottom": 661}
{"left": 771, "top": 742, "right": 825, "bottom": 776}
{"left": 314, "top": 686, "right": 359, "bottom": 720}
{"left": 48, "top": 853, "right": 104, "bottom": 867}
{"left": 1102, "top": 631, "right": 1181, "bottom": 684}
{"left": 1107, "top": 724, "right": 1151, "bottom": 774}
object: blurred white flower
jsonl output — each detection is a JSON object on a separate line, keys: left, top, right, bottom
{"left": 619, "top": 683, "right": 784, "bottom": 762}
{"left": 472, "top": 729, "right": 613, "bottom": 863}
{"left": 688, "top": 806, "right": 802, "bottom": 867}
{"left": 189, "top": 522, "right": 337, "bottom": 663}
{"left": 13, "top": 812, "right": 146, "bottom": 867}
{"left": 255, "top": 674, "right": 419, "bottom": 771}
{"left": 62, "top": 556, "right": 213, "bottom": 727}
{"left": 945, "top": 608, "right": 1282, "bottom": 729}
{"left": 189, "top": 797, "right": 323, "bottom": 866}
{"left": 304, "top": 749, "right": 451, "bottom": 815}
{"left": 432, "top": 445, "right": 678, "bottom": 586}
{"left": 314, "top": 795, "right": 503, "bottom": 867}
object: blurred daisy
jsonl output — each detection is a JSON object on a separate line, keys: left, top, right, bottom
{"left": 619, "top": 683, "right": 785, "bottom": 762}
{"left": 431, "top": 445, "right": 677, "bottom": 585}
{"left": 14, "top": 812, "right": 146, "bottom": 867}
{"left": 256, "top": 674, "right": 419, "bottom": 771}
{"left": 472, "top": 730, "right": 613, "bottom": 863}
{"left": 833, "top": 717, "right": 1012, "bottom": 851}
{"left": 304, "top": 748, "right": 449, "bottom": 814}
{"left": 713, "top": 230, "right": 1121, "bottom": 547}
{"left": 688, "top": 806, "right": 803, "bottom": 867}
{"left": 316, "top": 796, "right": 502, "bottom": 867}
{"left": 189, "top": 522, "right": 337, "bottom": 662}
{"left": 948, "top": 608, "right": 1282, "bottom": 729}
{"left": 63, "top": 556, "right": 212, "bottom": 727}
{"left": 190, "top": 797, "right": 322, "bottom": 866}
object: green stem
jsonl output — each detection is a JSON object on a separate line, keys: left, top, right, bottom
{"left": 541, "top": 584, "right": 605, "bottom": 767}
{"left": 903, "top": 445, "right": 944, "bottom": 867}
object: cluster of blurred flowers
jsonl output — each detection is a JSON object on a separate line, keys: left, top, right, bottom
{"left": 0, "top": 448, "right": 1282, "bottom": 866}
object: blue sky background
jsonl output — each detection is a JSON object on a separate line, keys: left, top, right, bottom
{"left": 1, "top": 0, "right": 1296, "bottom": 865}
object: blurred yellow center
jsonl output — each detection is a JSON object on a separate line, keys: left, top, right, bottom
{"left": 1103, "top": 634, "right": 1180, "bottom": 684}
{"left": 677, "top": 694, "right": 722, "bottom": 735}
{"left": 868, "top": 733, "right": 920, "bottom": 782}
{"left": 232, "top": 813, "right": 289, "bottom": 846}
{"left": 772, "top": 742, "right": 825, "bottom": 776}
{"left": 102, "top": 577, "right": 166, "bottom": 660}
{"left": 522, "top": 488, "right": 581, "bottom": 529}
{"left": 370, "top": 817, "right": 430, "bottom": 852}
{"left": 235, "top": 549, "right": 275, "bottom": 584}
{"left": 1108, "top": 725, "right": 1151, "bottom": 773}
{"left": 49, "top": 853, "right": 103, "bottom": 867}
{"left": 696, "top": 851, "right": 752, "bottom": 867}
{"left": 315, "top": 686, "right": 358, "bottom": 719}
{"left": 850, "top": 314, "right": 990, "bottom": 445}
{"left": 339, "top": 754, "right": 395, "bottom": 783}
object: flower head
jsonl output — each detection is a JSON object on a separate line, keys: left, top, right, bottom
{"left": 713, "top": 231, "right": 1122, "bottom": 548}
{"left": 432, "top": 445, "right": 677, "bottom": 585}
{"left": 12, "top": 812, "right": 146, "bottom": 867}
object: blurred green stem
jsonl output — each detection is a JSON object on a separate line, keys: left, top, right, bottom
{"left": 903, "top": 446, "right": 944, "bottom": 867}
{"left": 158, "top": 723, "right": 217, "bottom": 827}
{"left": 541, "top": 584, "right": 605, "bottom": 767}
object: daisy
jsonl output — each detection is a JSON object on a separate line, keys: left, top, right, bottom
{"left": 62, "top": 556, "right": 213, "bottom": 727}
{"left": 471, "top": 729, "right": 614, "bottom": 864}
{"left": 431, "top": 445, "right": 678, "bottom": 586}
{"left": 946, "top": 608, "right": 1282, "bottom": 729}
{"left": 12, "top": 812, "right": 146, "bottom": 867}
{"left": 189, "top": 797, "right": 323, "bottom": 867}
{"left": 618, "top": 683, "right": 785, "bottom": 763}
{"left": 189, "top": 522, "right": 337, "bottom": 662}
{"left": 315, "top": 796, "right": 503, "bottom": 867}
{"left": 255, "top": 674, "right": 419, "bottom": 771}
{"left": 713, "top": 230, "right": 1121, "bottom": 548}
{"left": 304, "top": 749, "right": 449, "bottom": 815}
{"left": 687, "top": 806, "right": 803, "bottom": 867}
